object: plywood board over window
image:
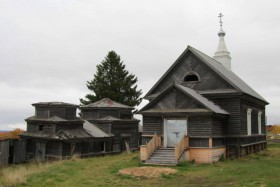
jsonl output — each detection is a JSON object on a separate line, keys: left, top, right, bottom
{"left": 247, "top": 109, "right": 252, "bottom": 135}
{"left": 258, "top": 111, "right": 262, "bottom": 134}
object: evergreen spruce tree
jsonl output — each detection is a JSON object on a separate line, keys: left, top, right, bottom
{"left": 80, "top": 51, "right": 142, "bottom": 106}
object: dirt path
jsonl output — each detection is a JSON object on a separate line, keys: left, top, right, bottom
{"left": 119, "top": 166, "right": 177, "bottom": 178}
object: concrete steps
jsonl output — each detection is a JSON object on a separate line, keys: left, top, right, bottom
{"left": 144, "top": 148, "right": 178, "bottom": 166}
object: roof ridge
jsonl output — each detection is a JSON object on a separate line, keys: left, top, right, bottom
{"left": 140, "top": 84, "right": 228, "bottom": 115}
{"left": 82, "top": 98, "right": 134, "bottom": 108}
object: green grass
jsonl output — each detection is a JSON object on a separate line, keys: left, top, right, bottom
{"left": 1, "top": 143, "right": 280, "bottom": 187}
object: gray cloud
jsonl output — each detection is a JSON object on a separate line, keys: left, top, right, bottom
{"left": 1, "top": 0, "right": 280, "bottom": 130}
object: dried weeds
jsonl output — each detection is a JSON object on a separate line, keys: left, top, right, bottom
{"left": 119, "top": 166, "right": 177, "bottom": 178}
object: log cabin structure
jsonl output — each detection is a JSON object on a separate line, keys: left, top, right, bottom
{"left": 19, "top": 98, "right": 139, "bottom": 162}
{"left": 139, "top": 20, "right": 268, "bottom": 165}
{"left": 20, "top": 102, "right": 114, "bottom": 161}
{"left": 80, "top": 98, "right": 140, "bottom": 152}
{"left": 0, "top": 139, "right": 26, "bottom": 166}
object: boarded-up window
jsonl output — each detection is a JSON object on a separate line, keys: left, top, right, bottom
{"left": 36, "top": 108, "right": 49, "bottom": 118}
{"left": 49, "top": 109, "right": 65, "bottom": 118}
{"left": 258, "top": 111, "right": 262, "bottom": 134}
{"left": 247, "top": 109, "right": 252, "bottom": 135}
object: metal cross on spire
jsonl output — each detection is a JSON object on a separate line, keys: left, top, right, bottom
{"left": 218, "top": 13, "right": 223, "bottom": 28}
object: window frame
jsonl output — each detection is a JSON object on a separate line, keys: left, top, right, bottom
{"left": 247, "top": 109, "right": 252, "bottom": 135}
{"left": 183, "top": 71, "right": 200, "bottom": 82}
{"left": 258, "top": 111, "right": 262, "bottom": 134}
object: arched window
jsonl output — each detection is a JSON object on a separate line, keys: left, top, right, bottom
{"left": 184, "top": 73, "right": 199, "bottom": 82}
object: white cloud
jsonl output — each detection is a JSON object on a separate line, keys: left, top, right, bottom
{"left": 0, "top": 0, "right": 280, "bottom": 129}
{"left": 4, "top": 122, "right": 26, "bottom": 131}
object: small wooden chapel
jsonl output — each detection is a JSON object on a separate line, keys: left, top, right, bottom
{"left": 140, "top": 14, "right": 268, "bottom": 165}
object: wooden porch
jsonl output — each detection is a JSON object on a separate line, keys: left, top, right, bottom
{"left": 140, "top": 134, "right": 189, "bottom": 165}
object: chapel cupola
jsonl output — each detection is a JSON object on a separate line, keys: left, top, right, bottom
{"left": 213, "top": 13, "right": 232, "bottom": 70}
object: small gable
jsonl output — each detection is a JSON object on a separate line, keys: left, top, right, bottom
{"left": 152, "top": 88, "right": 205, "bottom": 110}
{"left": 140, "top": 84, "right": 228, "bottom": 115}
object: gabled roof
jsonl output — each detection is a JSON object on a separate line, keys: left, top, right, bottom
{"left": 93, "top": 115, "right": 140, "bottom": 122}
{"left": 83, "top": 120, "right": 113, "bottom": 137}
{"left": 81, "top": 98, "right": 134, "bottom": 109}
{"left": 57, "top": 129, "right": 93, "bottom": 139}
{"left": 176, "top": 84, "right": 228, "bottom": 114}
{"left": 32, "top": 102, "right": 78, "bottom": 107}
{"left": 140, "top": 84, "right": 228, "bottom": 115}
{"left": 99, "top": 116, "right": 121, "bottom": 121}
{"left": 25, "top": 115, "right": 83, "bottom": 123}
{"left": 144, "top": 45, "right": 268, "bottom": 103}
{"left": 21, "top": 121, "right": 113, "bottom": 140}
{"left": 189, "top": 46, "right": 267, "bottom": 103}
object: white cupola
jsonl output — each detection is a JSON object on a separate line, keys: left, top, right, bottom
{"left": 213, "top": 13, "right": 232, "bottom": 70}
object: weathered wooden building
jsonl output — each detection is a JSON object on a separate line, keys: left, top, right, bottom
{"left": 80, "top": 98, "right": 140, "bottom": 152}
{"left": 140, "top": 24, "right": 268, "bottom": 165}
{"left": 20, "top": 102, "right": 113, "bottom": 161}
{"left": 0, "top": 139, "right": 26, "bottom": 166}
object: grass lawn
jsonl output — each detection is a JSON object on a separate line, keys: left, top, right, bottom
{"left": 1, "top": 142, "right": 280, "bottom": 187}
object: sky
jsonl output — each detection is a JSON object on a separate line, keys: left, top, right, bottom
{"left": 1, "top": 0, "right": 280, "bottom": 130}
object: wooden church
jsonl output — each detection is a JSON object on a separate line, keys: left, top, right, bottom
{"left": 20, "top": 102, "right": 113, "bottom": 161}
{"left": 140, "top": 16, "right": 268, "bottom": 165}
{"left": 20, "top": 98, "right": 139, "bottom": 162}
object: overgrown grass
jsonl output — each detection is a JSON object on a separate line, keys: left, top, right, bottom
{"left": 0, "top": 161, "right": 62, "bottom": 187}
{"left": 1, "top": 143, "right": 280, "bottom": 187}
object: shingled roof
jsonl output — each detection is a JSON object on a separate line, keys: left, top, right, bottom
{"left": 81, "top": 98, "right": 134, "bottom": 109}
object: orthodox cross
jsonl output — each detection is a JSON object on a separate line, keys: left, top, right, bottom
{"left": 218, "top": 13, "right": 223, "bottom": 28}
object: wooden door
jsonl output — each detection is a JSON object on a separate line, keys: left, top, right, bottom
{"left": 35, "top": 142, "right": 46, "bottom": 161}
{"left": 164, "top": 119, "right": 187, "bottom": 147}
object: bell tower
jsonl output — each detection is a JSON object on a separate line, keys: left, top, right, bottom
{"left": 213, "top": 13, "right": 232, "bottom": 70}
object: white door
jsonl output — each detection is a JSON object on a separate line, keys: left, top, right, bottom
{"left": 164, "top": 119, "right": 187, "bottom": 147}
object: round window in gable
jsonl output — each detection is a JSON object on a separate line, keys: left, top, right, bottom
{"left": 184, "top": 73, "right": 199, "bottom": 82}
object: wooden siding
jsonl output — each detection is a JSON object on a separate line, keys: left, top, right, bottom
{"left": 151, "top": 89, "right": 205, "bottom": 110}
{"left": 49, "top": 108, "right": 65, "bottom": 118}
{"left": 188, "top": 116, "right": 212, "bottom": 136}
{"left": 27, "top": 123, "right": 55, "bottom": 133}
{"left": 82, "top": 110, "right": 99, "bottom": 120}
{"left": 111, "top": 122, "right": 139, "bottom": 149}
{"left": 27, "top": 123, "right": 38, "bottom": 132}
{"left": 62, "top": 142, "right": 71, "bottom": 156}
{"left": 206, "top": 97, "right": 241, "bottom": 135}
{"left": 13, "top": 139, "right": 26, "bottom": 163}
{"left": 149, "top": 52, "right": 235, "bottom": 97}
{"left": 120, "top": 110, "right": 132, "bottom": 119}
{"left": 212, "top": 138, "right": 225, "bottom": 147}
{"left": 176, "top": 89, "right": 204, "bottom": 109}
{"left": 143, "top": 115, "right": 225, "bottom": 137}
{"left": 55, "top": 123, "right": 83, "bottom": 132}
{"left": 99, "top": 110, "right": 120, "bottom": 119}
{"left": 95, "top": 123, "right": 112, "bottom": 133}
{"left": 189, "top": 138, "right": 209, "bottom": 147}
{"left": 46, "top": 141, "right": 61, "bottom": 156}
{"left": 211, "top": 116, "right": 226, "bottom": 136}
{"left": 65, "top": 108, "right": 76, "bottom": 120}
{"left": 35, "top": 107, "right": 77, "bottom": 120}
{"left": 0, "top": 140, "right": 9, "bottom": 166}
{"left": 36, "top": 108, "right": 49, "bottom": 118}
{"left": 43, "top": 124, "right": 55, "bottom": 134}
{"left": 240, "top": 99, "right": 266, "bottom": 135}
{"left": 142, "top": 116, "right": 163, "bottom": 135}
